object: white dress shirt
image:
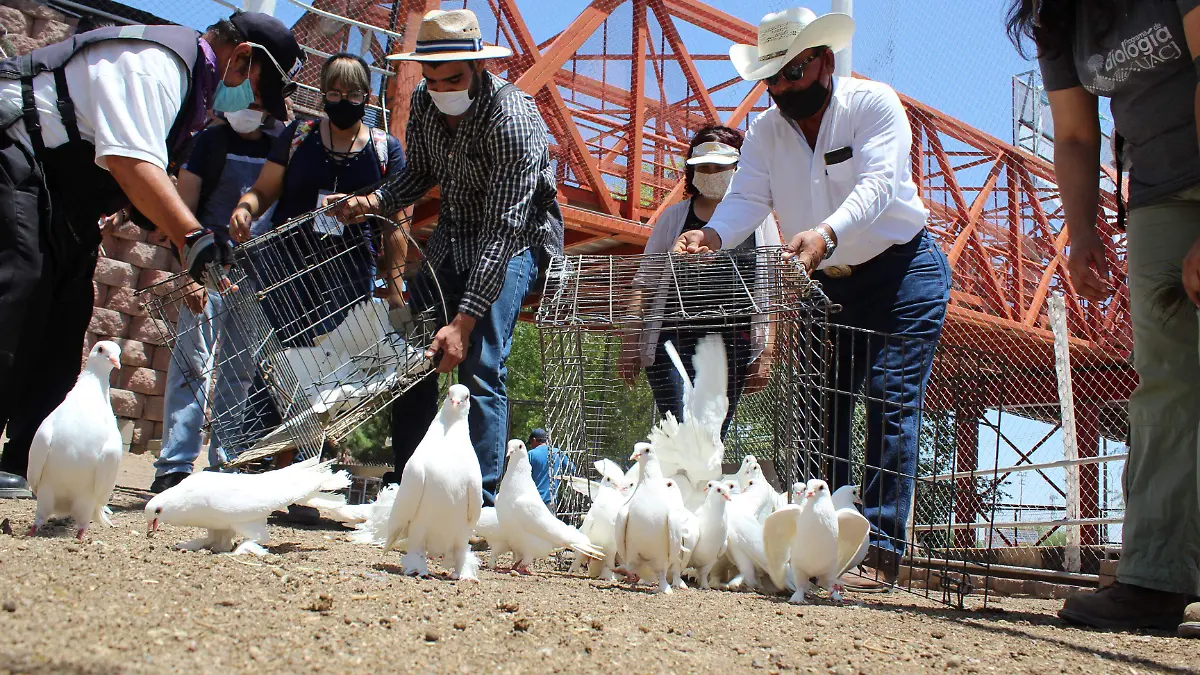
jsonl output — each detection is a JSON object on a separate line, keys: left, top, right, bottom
{"left": 706, "top": 76, "right": 927, "bottom": 268}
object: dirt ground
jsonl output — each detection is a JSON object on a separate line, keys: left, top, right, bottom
{"left": 0, "top": 454, "right": 1195, "bottom": 675}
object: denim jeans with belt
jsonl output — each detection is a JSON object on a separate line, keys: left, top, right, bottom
{"left": 820, "top": 229, "right": 951, "bottom": 557}
{"left": 390, "top": 248, "right": 540, "bottom": 506}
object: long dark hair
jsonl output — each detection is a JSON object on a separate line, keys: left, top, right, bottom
{"left": 684, "top": 125, "right": 743, "bottom": 196}
{"left": 1005, "top": 0, "right": 1119, "bottom": 60}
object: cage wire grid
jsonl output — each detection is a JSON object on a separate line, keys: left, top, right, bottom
{"left": 138, "top": 205, "right": 447, "bottom": 470}
{"left": 536, "top": 250, "right": 1009, "bottom": 609}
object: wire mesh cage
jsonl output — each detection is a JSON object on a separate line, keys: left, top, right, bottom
{"left": 536, "top": 249, "right": 1014, "bottom": 608}
{"left": 535, "top": 248, "right": 832, "bottom": 514}
{"left": 138, "top": 206, "right": 447, "bottom": 469}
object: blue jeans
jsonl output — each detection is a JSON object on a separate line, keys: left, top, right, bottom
{"left": 390, "top": 249, "right": 540, "bottom": 506}
{"left": 644, "top": 325, "right": 752, "bottom": 440}
{"left": 153, "top": 292, "right": 256, "bottom": 476}
{"left": 820, "top": 229, "right": 950, "bottom": 557}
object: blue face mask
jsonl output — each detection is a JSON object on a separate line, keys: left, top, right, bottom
{"left": 213, "top": 50, "right": 254, "bottom": 113}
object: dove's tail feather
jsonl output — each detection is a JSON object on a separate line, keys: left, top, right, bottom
{"left": 568, "top": 541, "right": 605, "bottom": 560}
{"left": 295, "top": 492, "right": 373, "bottom": 524}
{"left": 348, "top": 484, "right": 401, "bottom": 545}
{"left": 662, "top": 340, "right": 692, "bottom": 403}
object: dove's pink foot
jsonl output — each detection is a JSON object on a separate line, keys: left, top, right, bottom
{"left": 514, "top": 564, "right": 533, "bottom": 576}
{"left": 76, "top": 527, "right": 87, "bottom": 541}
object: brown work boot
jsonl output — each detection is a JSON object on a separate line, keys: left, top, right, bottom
{"left": 1180, "top": 602, "right": 1200, "bottom": 639}
{"left": 1058, "top": 582, "right": 1195, "bottom": 631}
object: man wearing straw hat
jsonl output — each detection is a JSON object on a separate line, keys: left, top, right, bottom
{"left": 674, "top": 8, "right": 952, "bottom": 591}
{"left": 329, "top": 9, "right": 563, "bottom": 505}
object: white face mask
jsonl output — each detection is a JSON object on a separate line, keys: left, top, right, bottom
{"left": 428, "top": 87, "right": 475, "bottom": 116}
{"left": 693, "top": 168, "right": 734, "bottom": 199}
{"left": 224, "top": 108, "right": 264, "bottom": 134}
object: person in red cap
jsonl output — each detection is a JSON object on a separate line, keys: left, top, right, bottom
{"left": 0, "top": 12, "right": 303, "bottom": 498}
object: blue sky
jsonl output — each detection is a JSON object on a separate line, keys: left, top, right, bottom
{"left": 126, "top": 0, "right": 1044, "bottom": 144}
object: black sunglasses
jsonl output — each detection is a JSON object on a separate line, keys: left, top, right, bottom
{"left": 764, "top": 48, "right": 828, "bottom": 87}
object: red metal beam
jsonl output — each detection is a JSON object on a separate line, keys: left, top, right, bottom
{"left": 624, "top": 1, "right": 648, "bottom": 221}
{"left": 514, "top": 0, "right": 624, "bottom": 92}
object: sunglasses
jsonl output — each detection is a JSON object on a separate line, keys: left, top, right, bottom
{"left": 245, "top": 41, "right": 299, "bottom": 97}
{"left": 764, "top": 48, "right": 827, "bottom": 87}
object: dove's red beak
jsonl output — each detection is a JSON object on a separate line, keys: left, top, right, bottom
{"left": 805, "top": 490, "right": 815, "bottom": 499}
{"left": 722, "top": 492, "right": 732, "bottom": 502}
{"left": 110, "top": 356, "right": 121, "bottom": 369}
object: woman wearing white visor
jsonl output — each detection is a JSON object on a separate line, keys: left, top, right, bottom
{"left": 619, "top": 125, "right": 782, "bottom": 438}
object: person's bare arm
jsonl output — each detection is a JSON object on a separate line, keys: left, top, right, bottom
{"left": 1046, "top": 87, "right": 1110, "bottom": 301}
{"left": 175, "top": 168, "right": 202, "bottom": 215}
{"left": 378, "top": 209, "right": 411, "bottom": 308}
{"left": 231, "top": 160, "right": 285, "bottom": 243}
{"left": 105, "top": 156, "right": 202, "bottom": 248}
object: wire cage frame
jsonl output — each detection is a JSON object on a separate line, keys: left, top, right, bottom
{"left": 535, "top": 249, "right": 1007, "bottom": 609}
{"left": 138, "top": 205, "right": 448, "bottom": 470}
{"left": 535, "top": 247, "right": 832, "bottom": 513}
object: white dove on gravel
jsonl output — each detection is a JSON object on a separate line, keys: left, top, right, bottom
{"left": 830, "top": 484, "right": 869, "bottom": 575}
{"left": 615, "top": 443, "right": 687, "bottom": 594}
{"left": 347, "top": 484, "right": 400, "bottom": 545}
{"left": 687, "top": 480, "right": 732, "bottom": 589}
{"left": 26, "top": 341, "right": 124, "bottom": 540}
{"left": 145, "top": 458, "right": 351, "bottom": 555}
{"left": 496, "top": 440, "right": 603, "bottom": 573}
{"left": 381, "top": 384, "right": 483, "bottom": 580}
{"left": 763, "top": 479, "right": 870, "bottom": 604}
{"left": 647, "top": 334, "right": 728, "bottom": 492}
{"left": 723, "top": 482, "right": 775, "bottom": 591}
{"left": 567, "top": 463, "right": 633, "bottom": 580}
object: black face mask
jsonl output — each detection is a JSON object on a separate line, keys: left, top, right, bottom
{"left": 771, "top": 78, "right": 830, "bottom": 121}
{"left": 324, "top": 98, "right": 366, "bottom": 130}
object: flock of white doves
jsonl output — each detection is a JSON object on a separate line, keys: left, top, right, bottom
{"left": 22, "top": 335, "right": 869, "bottom": 605}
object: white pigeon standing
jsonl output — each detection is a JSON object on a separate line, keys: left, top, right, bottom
{"left": 495, "top": 439, "right": 603, "bottom": 573}
{"left": 723, "top": 485, "right": 773, "bottom": 591}
{"left": 26, "top": 341, "right": 124, "bottom": 540}
{"left": 687, "top": 480, "right": 732, "bottom": 589}
{"left": 348, "top": 483, "right": 400, "bottom": 545}
{"left": 145, "top": 458, "right": 351, "bottom": 555}
{"left": 830, "top": 484, "right": 870, "bottom": 577}
{"left": 763, "top": 479, "right": 870, "bottom": 604}
{"left": 567, "top": 472, "right": 630, "bottom": 579}
{"left": 735, "top": 455, "right": 758, "bottom": 491}
{"left": 734, "top": 462, "right": 779, "bottom": 523}
{"left": 381, "top": 384, "right": 483, "bottom": 580}
{"left": 614, "top": 443, "right": 686, "bottom": 594}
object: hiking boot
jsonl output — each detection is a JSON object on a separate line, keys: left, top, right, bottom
{"left": 1180, "top": 602, "right": 1200, "bottom": 639}
{"left": 0, "top": 471, "right": 32, "bottom": 499}
{"left": 1058, "top": 582, "right": 1195, "bottom": 631}
{"left": 150, "top": 472, "right": 189, "bottom": 494}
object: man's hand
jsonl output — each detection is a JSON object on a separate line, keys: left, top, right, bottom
{"left": 1183, "top": 235, "right": 1200, "bottom": 308}
{"left": 99, "top": 208, "right": 128, "bottom": 233}
{"left": 230, "top": 204, "right": 253, "bottom": 244}
{"left": 181, "top": 229, "right": 237, "bottom": 292}
{"left": 427, "top": 314, "right": 475, "bottom": 373}
{"left": 1066, "top": 226, "right": 1113, "bottom": 302}
{"left": 781, "top": 229, "right": 828, "bottom": 274}
{"left": 672, "top": 227, "right": 723, "bottom": 254}
{"left": 325, "top": 192, "right": 381, "bottom": 225}
{"left": 743, "top": 347, "right": 772, "bottom": 395}
{"left": 182, "top": 279, "right": 207, "bottom": 314}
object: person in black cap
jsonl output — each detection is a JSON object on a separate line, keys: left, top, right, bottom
{"left": 525, "top": 428, "right": 574, "bottom": 509}
{"left": 0, "top": 12, "right": 303, "bottom": 498}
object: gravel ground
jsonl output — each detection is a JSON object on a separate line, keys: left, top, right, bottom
{"left": 0, "top": 454, "right": 1196, "bottom": 675}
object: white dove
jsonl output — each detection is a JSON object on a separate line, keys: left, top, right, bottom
{"left": 687, "top": 480, "right": 732, "bottom": 589}
{"left": 723, "top": 485, "right": 774, "bottom": 591}
{"left": 381, "top": 384, "right": 483, "bottom": 580}
{"left": 735, "top": 455, "right": 758, "bottom": 491}
{"left": 734, "top": 464, "right": 779, "bottom": 523}
{"left": 664, "top": 476, "right": 700, "bottom": 590}
{"left": 145, "top": 458, "right": 351, "bottom": 555}
{"left": 26, "top": 341, "right": 124, "bottom": 539}
{"left": 830, "top": 484, "right": 870, "bottom": 576}
{"left": 763, "top": 479, "right": 870, "bottom": 604}
{"left": 495, "top": 439, "right": 603, "bottom": 573}
{"left": 646, "top": 334, "right": 728, "bottom": 487}
{"left": 567, "top": 472, "right": 631, "bottom": 579}
{"left": 614, "top": 443, "right": 687, "bottom": 594}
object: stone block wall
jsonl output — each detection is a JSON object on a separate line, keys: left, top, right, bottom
{"left": 2, "top": 0, "right": 183, "bottom": 457}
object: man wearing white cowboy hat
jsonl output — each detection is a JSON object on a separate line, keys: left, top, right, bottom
{"left": 328, "top": 9, "right": 563, "bottom": 506}
{"left": 674, "top": 7, "right": 952, "bottom": 591}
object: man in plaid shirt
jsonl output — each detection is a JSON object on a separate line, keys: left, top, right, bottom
{"left": 331, "top": 9, "right": 563, "bottom": 504}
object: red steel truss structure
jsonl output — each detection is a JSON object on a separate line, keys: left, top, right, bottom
{"left": 291, "top": 1, "right": 1133, "bottom": 546}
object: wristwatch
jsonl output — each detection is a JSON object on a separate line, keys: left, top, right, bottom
{"left": 815, "top": 225, "right": 837, "bottom": 260}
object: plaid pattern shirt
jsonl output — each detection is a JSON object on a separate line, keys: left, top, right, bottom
{"left": 375, "top": 72, "right": 564, "bottom": 319}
